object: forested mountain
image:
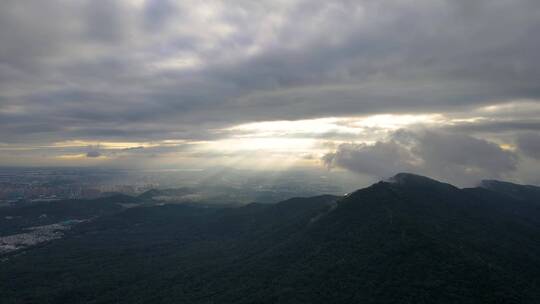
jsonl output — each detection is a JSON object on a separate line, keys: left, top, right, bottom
{"left": 2, "top": 173, "right": 540, "bottom": 303}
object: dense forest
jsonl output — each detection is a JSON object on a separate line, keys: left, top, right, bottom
{"left": 2, "top": 173, "right": 540, "bottom": 303}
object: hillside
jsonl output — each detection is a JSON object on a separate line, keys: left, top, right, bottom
{"left": 1, "top": 173, "right": 540, "bottom": 303}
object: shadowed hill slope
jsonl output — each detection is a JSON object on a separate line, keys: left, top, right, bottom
{"left": 1, "top": 173, "right": 540, "bottom": 303}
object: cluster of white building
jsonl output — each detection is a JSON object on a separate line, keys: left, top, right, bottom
{"left": 0, "top": 223, "right": 69, "bottom": 254}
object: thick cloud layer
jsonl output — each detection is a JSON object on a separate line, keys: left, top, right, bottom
{"left": 1, "top": 0, "right": 540, "bottom": 184}
{"left": 2, "top": 0, "right": 540, "bottom": 142}
{"left": 517, "top": 133, "right": 540, "bottom": 160}
{"left": 324, "top": 130, "right": 518, "bottom": 186}
{"left": 322, "top": 141, "right": 416, "bottom": 178}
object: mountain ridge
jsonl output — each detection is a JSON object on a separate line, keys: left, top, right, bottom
{"left": 1, "top": 172, "right": 540, "bottom": 303}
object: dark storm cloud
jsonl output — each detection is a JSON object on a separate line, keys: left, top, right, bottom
{"left": 143, "top": 0, "right": 178, "bottom": 30}
{"left": 85, "top": 143, "right": 102, "bottom": 158}
{"left": 324, "top": 130, "right": 518, "bottom": 186}
{"left": 451, "top": 120, "right": 540, "bottom": 134}
{"left": 517, "top": 133, "right": 540, "bottom": 160}
{"left": 409, "top": 131, "right": 517, "bottom": 178}
{"left": 86, "top": 150, "right": 102, "bottom": 158}
{"left": 84, "top": 0, "right": 128, "bottom": 43}
{"left": 0, "top": 0, "right": 539, "bottom": 174}
{"left": 322, "top": 141, "right": 416, "bottom": 178}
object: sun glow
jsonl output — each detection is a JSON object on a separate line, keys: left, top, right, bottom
{"left": 226, "top": 113, "right": 444, "bottom": 136}
{"left": 349, "top": 114, "right": 444, "bottom": 129}
{"left": 196, "top": 113, "right": 449, "bottom": 169}
{"left": 227, "top": 117, "right": 350, "bottom": 135}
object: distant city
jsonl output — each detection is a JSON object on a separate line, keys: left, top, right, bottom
{"left": 0, "top": 167, "right": 366, "bottom": 206}
{"left": 0, "top": 167, "right": 157, "bottom": 203}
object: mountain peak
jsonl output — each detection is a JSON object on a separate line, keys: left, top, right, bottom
{"left": 386, "top": 173, "right": 458, "bottom": 190}
{"left": 388, "top": 172, "right": 440, "bottom": 184}
{"left": 479, "top": 179, "right": 540, "bottom": 201}
{"left": 480, "top": 179, "right": 540, "bottom": 192}
{"left": 480, "top": 179, "right": 520, "bottom": 189}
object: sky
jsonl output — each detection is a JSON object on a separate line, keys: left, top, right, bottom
{"left": 1, "top": 0, "right": 540, "bottom": 186}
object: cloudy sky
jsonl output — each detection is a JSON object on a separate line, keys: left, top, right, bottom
{"left": 1, "top": 0, "right": 540, "bottom": 186}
